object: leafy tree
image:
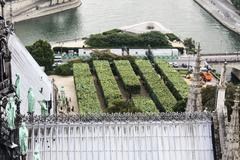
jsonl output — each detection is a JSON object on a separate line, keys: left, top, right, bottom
{"left": 139, "top": 31, "right": 170, "bottom": 47}
{"left": 184, "top": 38, "right": 196, "bottom": 54}
{"left": 26, "top": 40, "right": 54, "bottom": 72}
{"left": 201, "top": 84, "right": 238, "bottom": 115}
{"left": 85, "top": 30, "right": 171, "bottom": 48}
{"left": 54, "top": 63, "right": 73, "bottom": 76}
{"left": 201, "top": 85, "right": 217, "bottom": 112}
{"left": 102, "top": 29, "right": 122, "bottom": 35}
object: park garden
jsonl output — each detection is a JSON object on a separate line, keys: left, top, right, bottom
{"left": 73, "top": 56, "right": 189, "bottom": 114}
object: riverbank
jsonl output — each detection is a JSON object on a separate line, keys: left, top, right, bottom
{"left": 8, "top": 0, "right": 82, "bottom": 23}
{"left": 194, "top": 0, "right": 240, "bottom": 35}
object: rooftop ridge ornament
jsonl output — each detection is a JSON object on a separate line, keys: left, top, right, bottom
{"left": 19, "top": 122, "right": 28, "bottom": 158}
{"left": 0, "top": 0, "right": 5, "bottom": 18}
{"left": 216, "top": 60, "right": 228, "bottom": 157}
{"left": 223, "top": 86, "right": 240, "bottom": 160}
{"left": 219, "top": 61, "right": 227, "bottom": 88}
{"left": 0, "top": 6, "right": 21, "bottom": 159}
{"left": 21, "top": 112, "right": 212, "bottom": 124}
{"left": 186, "top": 43, "right": 203, "bottom": 112}
{"left": 15, "top": 74, "right": 20, "bottom": 98}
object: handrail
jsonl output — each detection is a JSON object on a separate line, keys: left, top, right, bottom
{"left": 0, "top": 79, "right": 10, "bottom": 91}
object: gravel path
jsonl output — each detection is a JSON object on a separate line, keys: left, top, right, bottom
{"left": 49, "top": 75, "right": 78, "bottom": 113}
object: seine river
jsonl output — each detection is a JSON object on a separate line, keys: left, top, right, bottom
{"left": 15, "top": 0, "right": 240, "bottom": 53}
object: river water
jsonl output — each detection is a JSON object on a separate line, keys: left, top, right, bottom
{"left": 14, "top": 0, "right": 240, "bottom": 53}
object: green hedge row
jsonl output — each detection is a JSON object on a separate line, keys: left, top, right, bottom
{"left": 93, "top": 60, "right": 123, "bottom": 107}
{"left": 133, "top": 96, "right": 159, "bottom": 113}
{"left": 135, "top": 60, "right": 177, "bottom": 112}
{"left": 114, "top": 60, "right": 141, "bottom": 93}
{"left": 73, "top": 63, "right": 101, "bottom": 113}
{"left": 155, "top": 59, "right": 189, "bottom": 100}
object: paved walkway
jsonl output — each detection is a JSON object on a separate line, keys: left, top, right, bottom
{"left": 49, "top": 75, "right": 78, "bottom": 114}
{"left": 194, "top": 0, "right": 240, "bottom": 34}
{"left": 51, "top": 38, "right": 86, "bottom": 48}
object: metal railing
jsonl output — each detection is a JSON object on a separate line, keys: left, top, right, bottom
{"left": 0, "top": 79, "right": 10, "bottom": 92}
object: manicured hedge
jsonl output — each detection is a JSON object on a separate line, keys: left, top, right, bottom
{"left": 155, "top": 59, "right": 189, "bottom": 100}
{"left": 73, "top": 63, "right": 101, "bottom": 113}
{"left": 114, "top": 60, "right": 140, "bottom": 93}
{"left": 93, "top": 60, "right": 123, "bottom": 107}
{"left": 135, "top": 60, "right": 177, "bottom": 112}
{"left": 133, "top": 96, "right": 159, "bottom": 113}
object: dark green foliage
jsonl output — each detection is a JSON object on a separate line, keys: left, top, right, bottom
{"left": 114, "top": 60, "right": 141, "bottom": 94}
{"left": 139, "top": 31, "right": 170, "bottom": 47}
{"left": 91, "top": 49, "right": 135, "bottom": 61}
{"left": 184, "top": 38, "right": 196, "bottom": 54}
{"left": 165, "top": 33, "right": 181, "bottom": 41}
{"left": 173, "top": 99, "right": 187, "bottom": 112}
{"left": 102, "top": 29, "right": 122, "bottom": 35}
{"left": 26, "top": 40, "right": 54, "bottom": 72}
{"left": 225, "top": 83, "right": 236, "bottom": 119}
{"left": 104, "top": 100, "right": 141, "bottom": 113}
{"left": 155, "top": 59, "right": 189, "bottom": 100}
{"left": 231, "top": 0, "right": 240, "bottom": 9}
{"left": 135, "top": 60, "right": 177, "bottom": 112}
{"left": 201, "top": 84, "right": 238, "bottom": 114}
{"left": 93, "top": 60, "right": 123, "bottom": 108}
{"left": 54, "top": 63, "right": 73, "bottom": 76}
{"left": 202, "top": 85, "right": 217, "bottom": 112}
{"left": 85, "top": 31, "right": 171, "bottom": 48}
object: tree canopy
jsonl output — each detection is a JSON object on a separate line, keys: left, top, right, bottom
{"left": 184, "top": 38, "right": 196, "bottom": 54}
{"left": 232, "top": 0, "right": 240, "bottom": 9}
{"left": 85, "top": 30, "right": 171, "bottom": 48}
{"left": 26, "top": 40, "right": 54, "bottom": 72}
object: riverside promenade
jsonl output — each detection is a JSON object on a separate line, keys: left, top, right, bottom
{"left": 194, "top": 0, "right": 240, "bottom": 35}
{"left": 5, "top": 0, "right": 82, "bottom": 23}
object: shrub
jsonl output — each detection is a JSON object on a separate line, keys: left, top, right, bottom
{"left": 114, "top": 60, "right": 141, "bottom": 93}
{"left": 104, "top": 100, "right": 141, "bottom": 113}
{"left": 132, "top": 96, "right": 159, "bottom": 113}
{"left": 93, "top": 60, "right": 123, "bottom": 107}
{"left": 54, "top": 63, "right": 73, "bottom": 76}
{"left": 135, "top": 60, "right": 177, "bottom": 112}
{"left": 155, "top": 59, "right": 189, "bottom": 100}
{"left": 91, "top": 49, "right": 135, "bottom": 61}
{"left": 73, "top": 63, "right": 101, "bottom": 113}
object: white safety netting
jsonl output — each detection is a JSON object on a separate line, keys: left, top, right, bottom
{"left": 9, "top": 34, "right": 53, "bottom": 115}
{"left": 26, "top": 120, "right": 214, "bottom": 160}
